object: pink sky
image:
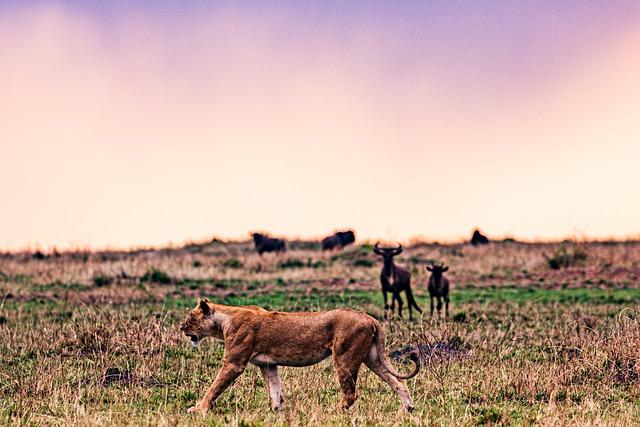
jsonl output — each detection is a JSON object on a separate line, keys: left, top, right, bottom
{"left": 1, "top": 2, "right": 640, "bottom": 250}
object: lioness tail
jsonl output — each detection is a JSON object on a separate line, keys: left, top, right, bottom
{"left": 373, "top": 322, "right": 420, "bottom": 379}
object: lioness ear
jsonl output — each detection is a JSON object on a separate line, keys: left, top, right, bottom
{"left": 199, "top": 298, "right": 211, "bottom": 315}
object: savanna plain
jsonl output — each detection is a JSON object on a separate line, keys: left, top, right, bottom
{"left": 2, "top": 239, "right": 640, "bottom": 426}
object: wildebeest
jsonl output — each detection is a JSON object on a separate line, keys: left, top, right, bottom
{"left": 321, "top": 230, "right": 356, "bottom": 251}
{"left": 373, "top": 243, "right": 422, "bottom": 320}
{"left": 252, "top": 233, "right": 286, "bottom": 255}
{"left": 426, "top": 263, "right": 450, "bottom": 318}
{"left": 470, "top": 229, "right": 489, "bottom": 246}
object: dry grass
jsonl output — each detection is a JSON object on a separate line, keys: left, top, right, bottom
{"left": 1, "top": 240, "right": 640, "bottom": 425}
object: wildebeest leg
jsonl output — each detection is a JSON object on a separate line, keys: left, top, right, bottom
{"left": 445, "top": 296, "right": 450, "bottom": 319}
{"left": 259, "top": 366, "right": 284, "bottom": 410}
{"left": 333, "top": 330, "right": 370, "bottom": 410}
{"left": 365, "top": 344, "right": 414, "bottom": 412}
{"left": 405, "top": 287, "right": 421, "bottom": 321}
{"left": 382, "top": 290, "right": 389, "bottom": 319}
{"left": 436, "top": 297, "right": 443, "bottom": 319}
{"left": 390, "top": 292, "right": 396, "bottom": 319}
{"left": 430, "top": 295, "right": 434, "bottom": 318}
{"left": 395, "top": 292, "right": 404, "bottom": 319}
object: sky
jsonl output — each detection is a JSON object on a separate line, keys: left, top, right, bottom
{"left": 1, "top": 1, "right": 640, "bottom": 250}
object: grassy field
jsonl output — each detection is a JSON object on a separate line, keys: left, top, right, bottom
{"left": 1, "top": 240, "right": 640, "bottom": 425}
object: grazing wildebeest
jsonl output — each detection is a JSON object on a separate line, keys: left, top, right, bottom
{"left": 252, "top": 233, "right": 286, "bottom": 255}
{"left": 321, "top": 230, "right": 356, "bottom": 251}
{"left": 426, "top": 263, "right": 450, "bottom": 319}
{"left": 470, "top": 230, "right": 489, "bottom": 246}
{"left": 373, "top": 243, "right": 422, "bottom": 320}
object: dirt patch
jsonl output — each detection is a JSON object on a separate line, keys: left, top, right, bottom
{"left": 101, "top": 367, "right": 132, "bottom": 386}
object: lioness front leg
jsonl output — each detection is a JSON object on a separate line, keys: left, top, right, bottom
{"left": 188, "top": 329, "right": 254, "bottom": 415}
{"left": 188, "top": 361, "right": 247, "bottom": 415}
{"left": 260, "top": 366, "right": 285, "bottom": 410}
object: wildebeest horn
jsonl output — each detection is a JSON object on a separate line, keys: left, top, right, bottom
{"left": 392, "top": 243, "right": 403, "bottom": 255}
{"left": 373, "top": 242, "right": 384, "bottom": 255}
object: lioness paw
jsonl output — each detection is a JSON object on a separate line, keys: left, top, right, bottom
{"left": 187, "top": 406, "right": 208, "bottom": 416}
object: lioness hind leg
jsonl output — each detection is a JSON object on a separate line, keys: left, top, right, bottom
{"left": 333, "top": 332, "right": 370, "bottom": 410}
{"left": 260, "top": 366, "right": 285, "bottom": 410}
{"left": 335, "top": 363, "right": 360, "bottom": 410}
{"left": 365, "top": 346, "right": 414, "bottom": 412}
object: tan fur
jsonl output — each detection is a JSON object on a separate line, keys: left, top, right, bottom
{"left": 179, "top": 298, "right": 420, "bottom": 415}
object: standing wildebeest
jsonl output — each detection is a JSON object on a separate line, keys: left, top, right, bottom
{"left": 373, "top": 243, "right": 422, "bottom": 320}
{"left": 252, "top": 233, "right": 286, "bottom": 255}
{"left": 470, "top": 229, "right": 489, "bottom": 246}
{"left": 426, "top": 263, "right": 450, "bottom": 318}
{"left": 321, "top": 230, "right": 356, "bottom": 251}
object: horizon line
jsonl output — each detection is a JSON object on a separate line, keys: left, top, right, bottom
{"left": 4, "top": 231, "right": 640, "bottom": 255}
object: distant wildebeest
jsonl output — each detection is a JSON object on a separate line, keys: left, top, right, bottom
{"left": 426, "top": 263, "right": 450, "bottom": 318}
{"left": 321, "top": 230, "right": 356, "bottom": 251}
{"left": 470, "top": 229, "right": 489, "bottom": 246}
{"left": 373, "top": 243, "right": 422, "bottom": 320}
{"left": 252, "top": 233, "right": 286, "bottom": 255}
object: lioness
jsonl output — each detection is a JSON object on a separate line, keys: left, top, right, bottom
{"left": 180, "top": 298, "right": 420, "bottom": 415}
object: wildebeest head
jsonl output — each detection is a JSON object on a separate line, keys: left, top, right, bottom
{"left": 373, "top": 242, "right": 403, "bottom": 259}
{"left": 427, "top": 263, "right": 449, "bottom": 281}
{"left": 252, "top": 232, "right": 286, "bottom": 254}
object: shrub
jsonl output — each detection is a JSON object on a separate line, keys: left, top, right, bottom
{"left": 141, "top": 268, "right": 172, "bottom": 284}
{"left": 278, "top": 258, "right": 305, "bottom": 269}
{"left": 306, "top": 258, "right": 326, "bottom": 269}
{"left": 288, "top": 240, "right": 321, "bottom": 251}
{"left": 546, "top": 245, "right": 588, "bottom": 269}
{"left": 93, "top": 275, "right": 113, "bottom": 287}
{"left": 192, "top": 260, "right": 202, "bottom": 268}
{"left": 359, "top": 243, "right": 373, "bottom": 251}
{"left": 353, "top": 258, "right": 373, "bottom": 267}
{"left": 222, "top": 258, "right": 243, "bottom": 269}
{"left": 452, "top": 312, "right": 467, "bottom": 323}
{"left": 409, "top": 256, "right": 438, "bottom": 265}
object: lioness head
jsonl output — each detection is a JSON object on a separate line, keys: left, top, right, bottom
{"left": 180, "top": 298, "right": 213, "bottom": 347}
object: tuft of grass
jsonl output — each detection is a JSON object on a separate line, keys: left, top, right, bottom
{"left": 140, "top": 268, "right": 172, "bottom": 284}
{"left": 222, "top": 258, "right": 243, "bottom": 269}
{"left": 452, "top": 311, "right": 467, "bottom": 323}
{"left": 93, "top": 275, "right": 113, "bottom": 287}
